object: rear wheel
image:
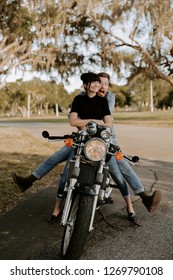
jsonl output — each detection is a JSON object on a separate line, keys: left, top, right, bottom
{"left": 60, "top": 193, "right": 94, "bottom": 260}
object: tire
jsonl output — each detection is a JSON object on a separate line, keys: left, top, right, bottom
{"left": 60, "top": 193, "right": 94, "bottom": 260}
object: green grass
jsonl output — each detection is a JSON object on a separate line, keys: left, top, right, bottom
{"left": 1, "top": 110, "right": 173, "bottom": 127}
{"left": 112, "top": 110, "right": 173, "bottom": 128}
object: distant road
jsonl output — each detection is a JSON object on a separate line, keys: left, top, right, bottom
{"left": 1, "top": 121, "right": 173, "bottom": 162}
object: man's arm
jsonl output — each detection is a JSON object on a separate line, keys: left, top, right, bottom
{"left": 107, "top": 91, "right": 115, "bottom": 114}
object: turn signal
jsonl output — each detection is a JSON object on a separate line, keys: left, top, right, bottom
{"left": 64, "top": 138, "right": 73, "bottom": 147}
{"left": 115, "top": 152, "right": 124, "bottom": 160}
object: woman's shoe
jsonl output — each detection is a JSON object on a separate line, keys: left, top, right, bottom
{"left": 126, "top": 208, "right": 137, "bottom": 222}
{"left": 48, "top": 214, "right": 60, "bottom": 224}
{"left": 11, "top": 172, "right": 33, "bottom": 192}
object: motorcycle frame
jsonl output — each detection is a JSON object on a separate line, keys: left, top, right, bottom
{"left": 60, "top": 140, "right": 110, "bottom": 231}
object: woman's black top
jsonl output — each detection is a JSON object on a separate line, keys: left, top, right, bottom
{"left": 70, "top": 94, "right": 110, "bottom": 120}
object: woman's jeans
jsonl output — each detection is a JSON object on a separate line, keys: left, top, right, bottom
{"left": 32, "top": 145, "right": 74, "bottom": 179}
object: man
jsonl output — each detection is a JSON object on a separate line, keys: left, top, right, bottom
{"left": 97, "top": 73, "right": 162, "bottom": 212}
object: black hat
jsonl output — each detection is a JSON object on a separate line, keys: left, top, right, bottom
{"left": 80, "top": 72, "right": 100, "bottom": 84}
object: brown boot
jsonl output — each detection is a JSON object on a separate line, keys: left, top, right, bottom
{"left": 142, "top": 190, "right": 162, "bottom": 212}
{"left": 11, "top": 172, "right": 37, "bottom": 192}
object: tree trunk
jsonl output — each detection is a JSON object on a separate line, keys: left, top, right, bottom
{"left": 55, "top": 103, "right": 59, "bottom": 116}
{"left": 150, "top": 80, "right": 154, "bottom": 112}
{"left": 27, "top": 93, "right": 31, "bottom": 118}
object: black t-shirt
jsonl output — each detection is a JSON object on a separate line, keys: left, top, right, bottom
{"left": 70, "top": 94, "right": 110, "bottom": 120}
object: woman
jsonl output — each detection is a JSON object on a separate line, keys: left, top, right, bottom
{"left": 56, "top": 72, "right": 136, "bottom": 220}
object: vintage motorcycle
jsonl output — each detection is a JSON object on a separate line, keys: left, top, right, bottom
{"left": 42, "top": 121, "right": 138, "bottom": 260}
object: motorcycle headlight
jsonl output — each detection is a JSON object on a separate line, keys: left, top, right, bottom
{"left": 84, "top": 138, "right": 107, "bottom": 161}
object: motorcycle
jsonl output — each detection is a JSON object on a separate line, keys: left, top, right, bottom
{"left": 42, "top": 121, "right": 139, "bottom": 260}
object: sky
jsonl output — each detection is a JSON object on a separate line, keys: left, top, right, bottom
{"left": 5, "top": 68, "right": 83, "bottom": 93}
{"left": 5, "top": 66, "right": 123, "bottom": 93}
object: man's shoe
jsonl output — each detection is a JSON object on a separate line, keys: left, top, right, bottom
{"left": 11, "top": 172, "right": 32, "bottom": 192}
{"left": 142, "top": 190, "right": 162, "bottom": 212}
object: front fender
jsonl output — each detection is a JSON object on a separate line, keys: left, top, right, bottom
{"left": 80, "top": 186, "right": 96, "bottom": 196}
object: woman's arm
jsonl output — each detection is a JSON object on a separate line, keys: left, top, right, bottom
{"left": 103, "top": 115, "right": 112, "bottom": 128}
{"left": 69, "top": 112, "right": 105, "bottom": 128}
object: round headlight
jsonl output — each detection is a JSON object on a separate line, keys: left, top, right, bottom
{"left": 84, "top": 138, "right": 107, "bottom": 161}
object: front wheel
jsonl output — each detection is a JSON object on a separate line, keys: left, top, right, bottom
{"left": 60, "top": 193, "right": 94, "bottom": 260}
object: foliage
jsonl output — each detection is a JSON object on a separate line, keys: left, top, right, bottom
{"left": 157, "top": 89, "right": 173, "bottom": 109}
{"left": 0, "top": 78, "right": 68, "bottom": 116}
{"left": 0, "top": 76, "right": 172, "bottom": 116}
{"left": 128, "top": 75, "right": 172, "bottom": 110}
{"left": 0, "top": 0, "right": 173, "bottom": 87}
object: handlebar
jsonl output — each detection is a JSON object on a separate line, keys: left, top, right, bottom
{"left": 42, "top": 130, "right": 79, "bottom": 140}
{"left": 124, "top": 155, "right": 139, "bottom": 163}
{"left": 42, "top": 130, "right": 139, "bottom": 164}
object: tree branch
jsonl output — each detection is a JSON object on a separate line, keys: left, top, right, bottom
{"left": 87, "top": 14, "right": 173, "bottom": 86}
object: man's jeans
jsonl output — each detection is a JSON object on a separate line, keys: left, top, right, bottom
{"left": 117, "top": 158, "right": 145, "bottom": 195}
{"left": 108, "top": 156, "right": 130, "bottom": 197}
{"left": 108, "top": 156, "right": 145, "bottom": 196}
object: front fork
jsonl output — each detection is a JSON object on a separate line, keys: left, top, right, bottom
{"left": 89, "top": 184, "right": 100, "bottom": 232}
{"left": 89, "top": 162, "right": 105, "bottom": 231}
{"left": 60, "top": 177, "right": 77, "bottom": 226}
{"left": 60, "top": 156, "right": 81, "bottom": 226}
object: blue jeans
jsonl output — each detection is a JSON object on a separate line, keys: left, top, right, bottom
{"left": 117, "top": 158, "right": 145, "bottom": 194}
{"left": 108, "top": 156, "right": 130, "bottom": 197}
{"left": 58, "top": 154, "right": 133, "bottom": 198}
{"left": 32, "top": 145, "right": 74, "bottom": 179}
{"left": 33, "top": 145, "right": 144, "bottom": 198}
{"left": 58, "top": 157, "right": 145, "bottom": 198}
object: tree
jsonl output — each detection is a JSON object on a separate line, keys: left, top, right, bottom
{"left": 1, "top": 0, "right": 173, "bottom": 87}
{"left": 0, "top": 87, "right": 10, "bottom": 114}
{"left": 0, "top": 0, "right": 81, "bottom": 85}
{"left": 83, "top": 0, "right": 173, "bottom": 85}
{"left": 128, "top": 74, "right": 172, "bottom": 110}
{"left": 0, "top": 78, "right": 69, "bottom": 117}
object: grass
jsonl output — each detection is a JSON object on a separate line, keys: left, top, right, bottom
{"left": 1, "top": 110, "right": 173, "bottom": 127}
{"left": 0, "top": 127, "right": 65, "bottom": 215}
{"left": 112, "top": 110, "right": 173, "bottom": 128}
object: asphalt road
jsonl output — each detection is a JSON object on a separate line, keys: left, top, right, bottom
{"left": 0, "top": 122, "right": 173, "bottom": 260}
{"left": 1, "top": 121, "right": 172, "bottom": 162}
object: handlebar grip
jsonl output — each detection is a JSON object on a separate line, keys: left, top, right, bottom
{"left": 42, "top": 131, "right": 49, "bottom": 138}
{"left": 42, "top": 131, "right": 74, "bottom": 140}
